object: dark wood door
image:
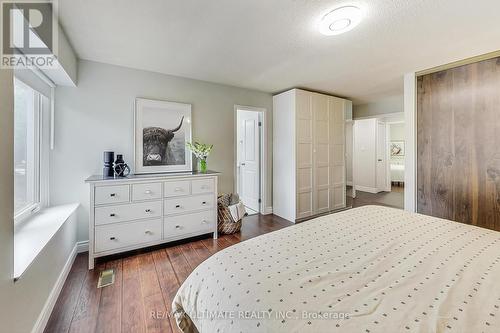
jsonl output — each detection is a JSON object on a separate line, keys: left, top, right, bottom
{"left": 417, "top": 57, "right": 500, "bottom": 231}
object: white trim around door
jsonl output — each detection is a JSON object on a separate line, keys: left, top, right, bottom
{"left": 233, "top": 105, "right": 268, "bottom": 214}
{"left": 404, "top": 72, "right": 417, "bottom": 212}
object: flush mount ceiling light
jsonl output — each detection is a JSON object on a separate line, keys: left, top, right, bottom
{"left": 318, "top": 6, "right": 363, "bottom": 36}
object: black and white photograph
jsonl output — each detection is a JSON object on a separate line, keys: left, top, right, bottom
{"left": 134, "top": 98, "right": 192, "bottom": 173}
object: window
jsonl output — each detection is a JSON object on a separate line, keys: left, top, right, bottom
{"left": 14, "top": 77, "right": 49, "bottom": 223}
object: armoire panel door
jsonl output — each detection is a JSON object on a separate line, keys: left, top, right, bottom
{"left": 329, "top": 97, "right": 346, "bottom": 209}
{"left": 312, "top": 93, "right": 330, "bottom": 214}
{"left": 296, "top": 90, "right": 313, "bottom": 218}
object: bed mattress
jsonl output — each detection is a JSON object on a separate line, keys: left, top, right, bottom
{"left": 390, "top": 163, "right": 405, "bottom": 182}
{"left": 173, "top": 205, "right": 500, "bottom": 332}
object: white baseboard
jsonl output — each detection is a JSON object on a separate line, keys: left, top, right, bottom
{"left": 262, "top": 206, "right": 273, "bottom": 215}
{"left": 76, "top": 240, "right": 89, "bottom": 253}
{"left": 31, "top": 244, "right": 78, "bottom": 333}
{"left": 354, "top": 185, "right": 379, "bottom": 194}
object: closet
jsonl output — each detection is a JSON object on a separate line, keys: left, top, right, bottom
{"left": 273, "top": 88, "right": 350, "bottom": 222}
{"left": 417, "top": 56, "right": 500, "bottom": 231}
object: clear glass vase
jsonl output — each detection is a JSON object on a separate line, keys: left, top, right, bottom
{"left": 199, "top": 159, "right": 207, "bottom": 173}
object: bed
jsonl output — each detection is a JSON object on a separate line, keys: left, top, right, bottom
{"left": 390, "top": 162, "right": 405, "bottom": 183}
{"left": 173, "top": 206, "right": 500, "bottom": 332}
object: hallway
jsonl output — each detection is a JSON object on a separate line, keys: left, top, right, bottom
{"left": 347, "top": 186, "right": 404, "bottom": 209}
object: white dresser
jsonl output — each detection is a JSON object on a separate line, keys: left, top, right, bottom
{"left": 85, "top": 171, "right": 219, "bottom": 269}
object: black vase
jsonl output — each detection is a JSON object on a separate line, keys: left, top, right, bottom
{"left": 113, "top": 154, "right": 130, "bottom": 177}
{"left": 103, "top": 151, "right": 114, "bottom": 177}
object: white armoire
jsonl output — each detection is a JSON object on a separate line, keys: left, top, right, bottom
{"left": 273, "top": 89, "right": 350, "bottom": 222}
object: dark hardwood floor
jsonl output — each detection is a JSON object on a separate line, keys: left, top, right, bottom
{"left": 44, "top": 214, "right": 292, "bottom": 333}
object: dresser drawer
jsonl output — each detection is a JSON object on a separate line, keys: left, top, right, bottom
{"left": 132, "top": 182, "right": 162, "bottom": 201}
{"left": 191, "top": 178, "right": 214, "bottom": 194}
{"left": 164, "top": 194, "right": 214, "bottom": 215}
{"left": 95, "top": 185, "right": 130, "bottom": 205}
{"left": 164, "top": 180, "right": 191, "bottom": 197}
{"left": 95, "top": 218, "right": 162, "bottom": 253}
{"left": 164, "top": 211, "right": 215, "bottom": 239}
{"left": 95, "top": 201, "right": 162, "bottom": 225}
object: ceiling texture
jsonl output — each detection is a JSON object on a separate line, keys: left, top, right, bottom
{"left": 59, "top": 0, "right": 500, "bottom": 104}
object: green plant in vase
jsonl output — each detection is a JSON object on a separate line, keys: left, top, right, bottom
{"left": 186, "top": 141, "right": 213, "bottom": 173}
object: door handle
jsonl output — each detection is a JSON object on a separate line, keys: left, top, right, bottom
{"left": 241, "top": 163, "right": 246, "bottom": 166}
{"left": 378, "top": 159, "right": 383, "bottom": 162}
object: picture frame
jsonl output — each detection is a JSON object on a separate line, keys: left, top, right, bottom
{"left": 134, "top": 98, "right": 192, "bottom": 174}
{"left": 390, "top": 140, "right": 405, "bottom": 156}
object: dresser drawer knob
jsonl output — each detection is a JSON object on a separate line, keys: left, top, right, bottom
{"left": 110, "top": 213, "right": 116, "bottom": 217}
{"left": 145, "top": 230, "right": 152, "bottom": 234}
{"left": 110, "top": 237, "right": 116, "bottom": 240}
{"left": 145, "top": 190, "right": 152, "bottom": 194}
{"left": 110, "top": 193, "right": 116, "bottom": 197}
{"left": 175, "top": 225, "right": 181, "bottom": 229}
{"left": 174, "top": 187, "right": 183, "bottom": 192}
{"left": 202, "top": 220, "right": 208, "bottom": 224}
{"left": 175, "top": 204, "right": 181, "bottom": 208}
{"left": 202, "top": 201, "right": 207, "bottom": 205}
{"left": 145, "top": 209, "right": 151, "bottom": 213}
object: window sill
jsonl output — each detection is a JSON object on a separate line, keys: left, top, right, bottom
{"left": 14, "top": 203, "right": 79, "bottom": 281}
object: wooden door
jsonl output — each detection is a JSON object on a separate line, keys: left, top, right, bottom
{"left": 376, "top": 121, "right": 389, "bottom": 192}
{"left": 417, "top": 57, "right": 500, "bottom": 231}
{"left": 237, "top": 110, "right": 260, "bottom": 212}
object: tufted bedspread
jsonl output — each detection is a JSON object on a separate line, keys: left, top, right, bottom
{"left": 173, "top": 206, "right": 500, "bottom": 333}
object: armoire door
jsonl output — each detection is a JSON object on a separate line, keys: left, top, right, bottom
{"left": 296, "top": 90, "right": 313, "bottom": 219}
{"left": 312, "top": 93, "right": 330, "bottom": 214}
{"left": 330, "top": 97, "right": 346, "bottom": 209}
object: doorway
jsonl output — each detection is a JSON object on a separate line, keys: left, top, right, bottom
{"left": 235, "top": 106, "right": 266, "bottom": 215}
{"left": 351, "top": 115, "right": 405, "bottom": 209}
{"left": 387, "top": 121, "right": 405, "bottom": 191}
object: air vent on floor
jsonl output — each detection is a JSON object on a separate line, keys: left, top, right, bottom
{"left": 97, "top": 269, "right": 115, "bottom": 288}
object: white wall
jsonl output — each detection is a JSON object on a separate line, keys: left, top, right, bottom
{"left": 52, "top": 60, "right": 274, "bottom": 241}
{"left": 353, "top": 118, "right": 377, "bottom": 191}
{"left": 390, "top": 123, "right": 405, "bottom": 141}
{"left": 353, "top": 95, "right": 403, "bottom": 119}
{"left": 389, "top": 123, "right": 405, "bottom": 164}
{"left": 1, "top": 66, "right": 79, "bottom": 333}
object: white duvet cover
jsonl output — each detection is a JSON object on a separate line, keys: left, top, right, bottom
{"left": 173, "top": 206, "right": 500, "bottom": 333}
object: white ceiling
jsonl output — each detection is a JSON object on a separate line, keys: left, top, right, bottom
{"left": 59, "top": 0, "right": 500, "bottom": 104}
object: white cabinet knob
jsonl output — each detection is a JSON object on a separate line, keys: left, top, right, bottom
{"left": 145, "top": 190, "right": 152, "bottom": 194}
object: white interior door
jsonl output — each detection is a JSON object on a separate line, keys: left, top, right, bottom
{"left": 376, "top": 121, "right": 389, "bottom": 191}
{"left": 237, "top": 110, "right": 260, "bottom": 212}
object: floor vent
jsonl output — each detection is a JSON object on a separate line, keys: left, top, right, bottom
{"left": 97, "top": 269, "right": 115, "bottom": 288}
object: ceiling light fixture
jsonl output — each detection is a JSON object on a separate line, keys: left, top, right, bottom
{"left": 319, "top": 6, "right": 363, "bottom": 36}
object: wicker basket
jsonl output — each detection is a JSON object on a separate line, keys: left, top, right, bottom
{"left": 217, "top": 194, "right": 243, "bottom": 235}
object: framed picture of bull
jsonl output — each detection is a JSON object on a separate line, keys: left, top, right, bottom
{"left": 134, "top": 98, "right": 192, "bottom": 174}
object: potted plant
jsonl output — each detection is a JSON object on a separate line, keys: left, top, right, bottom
{"left": 186, "top": 141, "right": 213, "bottom": 173}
